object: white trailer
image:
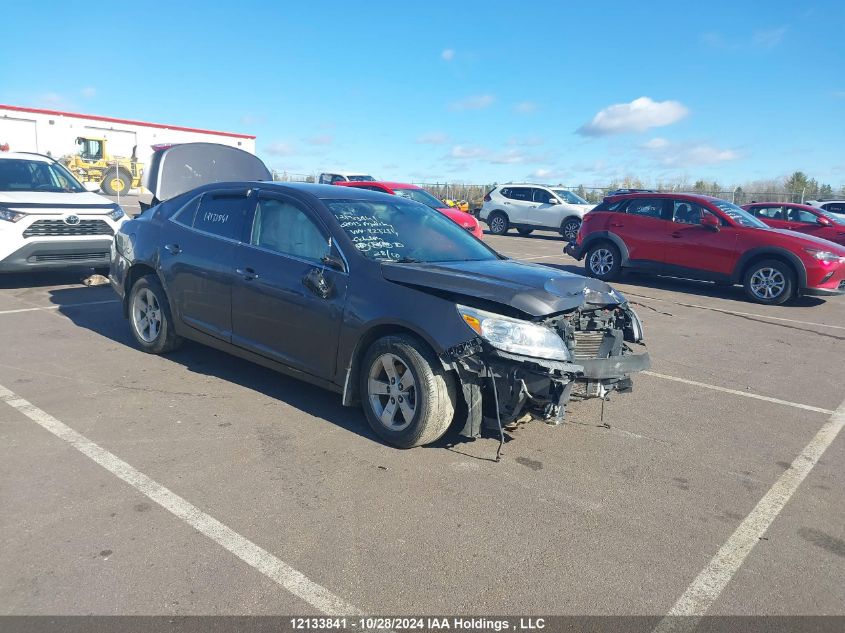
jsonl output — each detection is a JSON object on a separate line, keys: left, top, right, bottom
{"left": 0, "top": 104, "right": 255, "bottom": 191}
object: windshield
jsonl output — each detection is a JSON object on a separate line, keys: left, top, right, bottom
{"left": 347, "top": 175, "right": 375, "bottom": 182}
{"left": 553, "top": 189, "right": 589, "bottom": 205}
{"left": 0, "top": 159, "right": 85, "bottom": 193}
{"left": 325, "top": 198, "right": 497, "bottom": 263}
{"left": 393, "top": 187, "right": 447, "bottom": 209}
{"left": 712, "top": 200, "right": 768, "bottom": 228}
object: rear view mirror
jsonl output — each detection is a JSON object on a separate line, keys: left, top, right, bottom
{"left": 701, "top": 214, "right": 720, "bottom": 231}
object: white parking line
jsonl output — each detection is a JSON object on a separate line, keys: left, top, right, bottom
{"left": 0, "top": 383, "right": 362, "bottom": 616}
{"left": 0, "top": 299, "right": 118, "bottom": 316}
{"left": 643, "top": 371, "right": 834, "bottom": 415}
{"left": 652, "top": 397, "right": 845, "bottom": 633}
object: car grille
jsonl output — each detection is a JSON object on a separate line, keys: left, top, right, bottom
{"left": 28, "top": 252, "right": 109, "bottom": 263}
{"left": 23, "top": 219, "right": 114, "bottom": 239}
{"left": 572, "top": 331, "right": 606, "bottom": 360}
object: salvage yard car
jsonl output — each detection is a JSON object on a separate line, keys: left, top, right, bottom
{"left": 565, "top": 192, "right": 845, "bottom": 305}
{"left": 480, "top": 184, "right": 593, "bottom": 240}
{"left": 110, "top": 143, "right": 649, "bottom": 448}
{"left": 0, "top": 151, "right": 126, "bottom": 272}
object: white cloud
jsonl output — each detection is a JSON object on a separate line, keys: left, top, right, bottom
{"left": 513, "top": 101, "right": 537, "bottom": 114}
{"left": 642, "top": 139, "right": 740, "bottom": 167}
{"left": 441, "top": 48, "right": 455, "bottom": 61}
{"left": 449, "top": 94, "right": 495, "bottom": 111}
{"left": 416, "top": 131, "right": 450, "bottom": 145}
{"left": 528, "top": 168, "right": 567, "bottom": 181}
{"left": 578, "top": 97, "right": 689, "bottom": 136}
{"left": 752, "top": 27, "right": 787, "bottom": 49}
{"left": 265, "top": 141, "right": 297, "bottom": 156}
{"left": 80, "top": 87, "right": 96, "bottom": 98}
{"left": 489, "top": 150, "right": 527, "bottom": 165}
{"left": 447, "top": 145, "right": 487, "bottom": 159}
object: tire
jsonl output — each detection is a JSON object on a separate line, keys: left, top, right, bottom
{"left": 487, "top": 212, "right": 510, "bottom": 235}
{"left": 359, "top": 334, "right": 456, "bottom": 448}
{"left": 560, "top": 217, "right": 581, "bottom": 241}
{"left": 742, "top": 259, "right": 795, "bottom": 305}
{"left": 128, "top": 275, "right": 182, "bottom": 354}
{"left": 516, "top": 227, "right": 534, "bottom": 236}
{"left": 584, "top": 242, "right": 622, "bottom": 281}
{"left": 101, "top": 168, "right": 132, "bottom": 196}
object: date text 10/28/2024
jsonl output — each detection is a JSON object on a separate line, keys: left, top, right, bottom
{"left": 290, "top": 617, "right": 547, "bottom": 631}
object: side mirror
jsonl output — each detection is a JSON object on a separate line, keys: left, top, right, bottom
{"left": 701, "top": 214, "right": 720, "bottom": 231}
{"left": 547, "top": 198, "right": 560, "bottom": 205}
{"left": 817, "top": 215, "right": 832, "bottom": 226}
{"left": 321, "top": 252, "right": 345, "bottom": 272}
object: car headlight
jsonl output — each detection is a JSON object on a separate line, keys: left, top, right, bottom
{"left": 456, "top": 304, "right": 571, "bottom": 360}
{"left": 0, "top": 206, "right": 25, "bottom": 223}
{"left": 108, "top": 206, "right": 126, "bottom": 221}
{"left": 804, "top": 248, "right": 845, "bottom": 263}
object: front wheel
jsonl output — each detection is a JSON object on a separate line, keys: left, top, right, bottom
{"left": 359, "top": 335, "right": 456, "bottom": 448}
{"left": 743, "top": 259, "right": 794, "bottom": 305}
{"left": 560, "top": 217, "right": 581, "bottom": 241}
{"left": 487, "top": 212, "right": 510, "bottom": 235}
{"left": 585, "top": 242, "right": 622, "bottom": 281}
{"left": 128, "top": 275, "right": 182, "bottom": 353}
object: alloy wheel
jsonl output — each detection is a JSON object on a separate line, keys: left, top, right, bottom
{"left": 562, "top": 219, "right": 580, "bottom": 241}
{"left": 490, "top": 216, "right": 506, "bottom": 233}
{"left": 749, "top": 267, "right": 786, "bottom": 300}
{"left": 131, "top": 288, "right": 162, "bottom": 343}
{"left": 367, "top": 353, "right": 417, "bottom": 431}
{"left": 589, "top": 248, "right": 614, "bottom": 276}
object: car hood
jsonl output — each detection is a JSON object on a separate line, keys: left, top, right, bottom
{"left": 769, "top": 228, "right": 845, "bottom": 254}
{"left": 0, "top": 190, "right": 116, "bottom": 213}
{"left": 381, "top": 259, "right": 625, "bottom": 317}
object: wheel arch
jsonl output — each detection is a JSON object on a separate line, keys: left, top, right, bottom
{"left": 734, "top": 248, "right": 807, "bottom": 287}
{"left": 581, "top": 231, "right": 631, "bottom": 265}
{"left": 122, "top": 263, "right": 160, "bottom": 317}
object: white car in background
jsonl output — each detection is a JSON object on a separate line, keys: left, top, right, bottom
{"left": 0, "top": 152, "right": 127, "bottom": 272}
{"left": 479, "top": 184, "right": 594, "bottom": 240}
{"left": 806, "top": 199, "right": 845, "bottom": 222}
{"left": 317, "top": 171, "right": 376, "bottom": 184}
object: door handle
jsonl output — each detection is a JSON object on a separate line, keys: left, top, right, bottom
{"left": 164, "top": 243, "right": 181, "bottom": 255}
{"left": 236, "top": 267, "right": 259, "bottom": 280}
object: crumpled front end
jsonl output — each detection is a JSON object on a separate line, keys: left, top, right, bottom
{"left": 444, "top": 302, "right": 650, "bottom": 439}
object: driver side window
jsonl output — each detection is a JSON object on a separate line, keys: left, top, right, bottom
{"left": 251, "top": 198, "right": 329, "bottom": 263}
{"left": 532, "top": 188, "right": 554, "bottom": 204}
{"left": 785, "top": 207, "right": 816, "bottom": 223}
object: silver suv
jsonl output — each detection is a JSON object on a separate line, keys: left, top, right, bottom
{"left": 479, "top": 184, "right": 594, "bottom": 239}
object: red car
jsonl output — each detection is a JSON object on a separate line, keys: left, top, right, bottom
{"left": 336, "top": 181, "right": 484, "bottom": 239}
{"left": 742, "top": 202, "right": 845, "bottom": 247}
{"left": 564, "top": 192, "right": 845, "bottom": 305}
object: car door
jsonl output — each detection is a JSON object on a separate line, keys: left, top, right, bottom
{"left": 608, "top": 198, "right": 672, "bottom": 267}
{"left": 505, "top": 187, "right": 535, "bottom": 224}
{"left": 158, "top": 188, "right": 251, "bottom": 341}
{"left": 662, "top": 199, "right": 740, "bottom": 276}
{"left": 782, "top": 205, "right": 832, "bottom": 238}
{"left": 231, "top": 192, "right": 349, "bottom": 380}
{"left": 531, "top": 188, "right": 563, "bottom": 229}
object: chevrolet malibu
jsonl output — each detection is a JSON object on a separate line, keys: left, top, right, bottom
{"left": 110, "top": 144, "right": 649, "bottom": 448}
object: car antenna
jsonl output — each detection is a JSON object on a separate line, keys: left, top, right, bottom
{"left": 486, "top": 363, "right": 505, "bottom": 462}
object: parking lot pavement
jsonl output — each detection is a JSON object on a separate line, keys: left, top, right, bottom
{"left": 0, "top": 227, "right": 842, "bottom": 617}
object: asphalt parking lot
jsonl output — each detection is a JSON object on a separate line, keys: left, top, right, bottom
{"left": 1, "top": 212, "right": 843, "bottom": 620}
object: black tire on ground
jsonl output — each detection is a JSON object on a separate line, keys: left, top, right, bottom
{"left": 359, "top": 334, "right": 456, "bottom": 448}
{"left": 128, "top": 274, "right": 183, "bottom": 354}
{"left": 516, "top": 227, "right": 534, "bottom": 236}
{"left": 560, "top": 217, "right": 582, "bottom": 241}
{"left": 584, "top": 241, "right": 622, "bottom": 281}
{"left": 742, "top": 259, "right": 795, "bottom": 305}
{"left": 487, "top": 211, "right": 510, "bottom": 235}
{"left": 101, "top": 168, "right": 132, "bottom": 196}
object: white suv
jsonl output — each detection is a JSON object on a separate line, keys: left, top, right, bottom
{"left": 806, "top": 200, "right": 845, "bottom": 222}
{"left": 318, "top": 171, "right": 376, "bottom": 184}
{"left": 0, "top": 152, "right": 127, "bottom": 272}
{"left": 479, "top": 184, "right": 594, "bottom": 240}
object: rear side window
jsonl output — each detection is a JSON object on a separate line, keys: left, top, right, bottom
{"left": 749, "top": 205, "right": 784, "bottom": 220}
{"left": 499, "top": 188, "right": 512, "bottom": 199}
{"left": 626, "top": 198, "right": 666, "bottom": 219}
{"left": 192, "top": 191, "right": 250, "bottom": 241}
{"left": 592, "top": 199, "right": 625, "bottom": 212}
{"left": 172, "top": 194, "right": 203, "bottom": 227}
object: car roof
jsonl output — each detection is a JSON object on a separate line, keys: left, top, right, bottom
{"left": 497, "top": 183, "right": 556, "bottom": 188}
{"left": 187, "top": 181, "right": 398, "bottom": 201}
{"left": 744, "top": 202, "right": 821, "bottom": 211}
{"left": 320, "top": 170, "right": 372, "bottom": 176}
{"left": 0, "top": 152, "right": 53, "bottom": 163}
{"left": 605, "top": 192, "right": 724, "bottom": 203}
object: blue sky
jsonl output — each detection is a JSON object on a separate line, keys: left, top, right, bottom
{"left": 2, "top": 0, "right": 843, "bottom": 187}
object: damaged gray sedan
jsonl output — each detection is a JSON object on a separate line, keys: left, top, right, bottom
{"left": 110, "top": 144, "right": 649, "bottom": 450}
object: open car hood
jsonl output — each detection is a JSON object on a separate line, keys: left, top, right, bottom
{"left": 144, "top": 143, "right": 271, "bottom": 202}
{"left": 381, "top": 259, "right": 625, "bottom": 317}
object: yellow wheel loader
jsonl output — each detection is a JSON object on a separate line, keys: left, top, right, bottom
{"left": 62, "top": 137, "right": 143, "bottom": 196}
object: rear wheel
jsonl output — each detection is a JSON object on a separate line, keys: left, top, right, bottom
{"left": 516, "top": 227, "right": 534, "bottom": 236}
{"left": 585, "top": 242, "right": 622, "bottom": 281}
{"left": 359, "top": 335, "right": 456, "bottom": 448}
{"left": 128, "top": 275, "right": 182, "bottom": 354}
{"left": 560, "top": 217, "right": 581, "bottom": 241}
{"left": 101, "top": 168, "right": 132, "bottom": 196}
{"left": 487, "top": 212, "right": 509, "bottom": 235}
{"left": 743, "top": 259, "right": 794, "bottom": 305}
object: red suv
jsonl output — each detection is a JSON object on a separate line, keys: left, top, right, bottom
{"left": 742, "top": 202, "right": 845, "bottom": 246}
{"left": 336, "top": 181, "right": 483, "bottom": 239}
{"left": 564, "top": 192, "right": 845, "bottom": 304}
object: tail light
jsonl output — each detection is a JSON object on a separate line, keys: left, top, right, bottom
{"left": 483, "top": 193, "right": 491, "bottom": 202}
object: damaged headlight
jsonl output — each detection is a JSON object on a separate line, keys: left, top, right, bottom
{"left": 457, "top": 304, "right": 571, "bottom": 361}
